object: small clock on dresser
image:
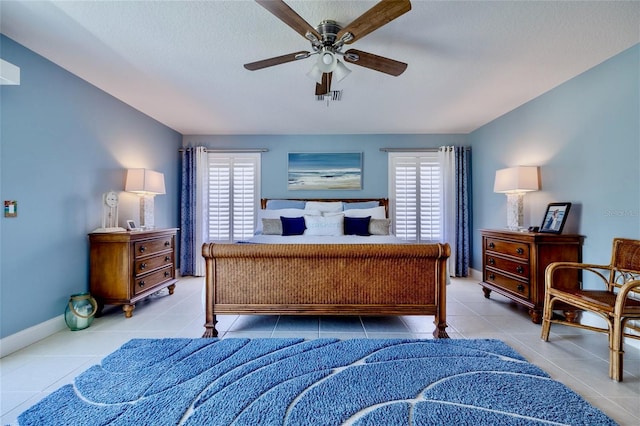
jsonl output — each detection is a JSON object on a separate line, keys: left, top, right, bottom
{"left": 93, "top": 191, "right": 126, "bottom": 233}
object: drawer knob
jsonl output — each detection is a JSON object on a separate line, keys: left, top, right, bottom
{"left": 516, "top": 266, "right": 524, "bottom": 274}
{"left": 165, "top": 256, "right": 171, "bottom": 262}
{"left": 138, "top": 281, "right": 145, "bottom": 287}
{"left": 489, "top": 274, "right": 495, "bottom": 280}
{"left": 164, "top": 271, "right": 170, "bottom": 278}
{"left": 489, "top": 242, "right": 495, "bottom": 249}
{"left": 488, "top": 258, "right": 495, "bottom": 265}
{"left": 139, "top": 246, "right": 146, "bottom": 253}
{"left": 517, "top": 284, "right": 525, "bottom": 291}
{"left": 140, "top": 263, "right": 147, "bottom": 270}
{"left": 164, "top": 241, "right": 171, "bottom": 247}
{"left": 516, "top": 248, "right": 524, "bottom": 255}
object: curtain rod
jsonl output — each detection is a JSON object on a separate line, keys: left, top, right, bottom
{"left": 179, "top": 148, "right": 268, "bottom": 152}
{"left": 380, "top": 147, "right": 471, "bottom": 152}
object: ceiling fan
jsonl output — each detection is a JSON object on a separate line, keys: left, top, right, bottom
{"left": 244, "top": 0, "right": 411, "bottom": 96}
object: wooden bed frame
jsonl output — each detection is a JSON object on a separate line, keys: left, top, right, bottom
{"left": 201, "top": 199, "right": 450, "bottom": 339}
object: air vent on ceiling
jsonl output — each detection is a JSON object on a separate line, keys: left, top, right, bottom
{"left": 0, "top": 59, "right": 20, "bottom": 85}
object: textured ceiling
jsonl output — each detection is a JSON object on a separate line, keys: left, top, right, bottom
{"left": 1, "top": 1, "right": 639, "bottom": 135}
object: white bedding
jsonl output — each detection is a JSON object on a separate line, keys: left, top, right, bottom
{"left": 242, "top": 235, "right": 408, "bottom": 244}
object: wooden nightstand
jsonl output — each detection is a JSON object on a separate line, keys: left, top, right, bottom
{"left": 479, "top": 229, "right": 584, "bottom": 323}
{"left": 89, "top": 228, "right": 178, "bottom": 318}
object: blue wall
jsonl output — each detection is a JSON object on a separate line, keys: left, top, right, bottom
{"left": 183, "top": 134, "right": 468, "bottom": 200}
{"left": 2, "top": 32, "right": 638, "bottom": 339}
{"left": 470, "top": 44, "right": 640, "bottom": 270}
{"left": 0, "top": 35, "right": 182, "bottom": 338}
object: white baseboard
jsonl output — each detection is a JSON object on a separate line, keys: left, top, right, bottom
{"left": 469, "top": 267, "right": 482, "bottom": 281}
{"left": 579, "top": 312, "right": 640, "bottom": 350}
{"left": 0, "top": 315, "right": 66, "bottom": 358}
{"left": 470, "top": 268, "right": 640, "bottom": 350}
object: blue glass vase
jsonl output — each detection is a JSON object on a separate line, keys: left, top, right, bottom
{"left": 65, "top": 293, "right": 98, "bottom": 331}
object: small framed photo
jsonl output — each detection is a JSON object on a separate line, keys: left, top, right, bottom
{"left": 126, "top": 220, "right": 137, "bottom": 231}
{"left": 539, "top": 202, "right": 571, "bottom": 234}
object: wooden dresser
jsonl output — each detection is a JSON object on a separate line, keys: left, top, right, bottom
{"left": 89, "top": 228, "right": 178, "bottom": 318}
{"left": 479, "top": 229, "right": 583, "bottom": 323}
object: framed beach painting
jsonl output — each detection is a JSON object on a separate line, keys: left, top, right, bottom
{"left": 288, "top": 152, "right": 362, "bottom": 190}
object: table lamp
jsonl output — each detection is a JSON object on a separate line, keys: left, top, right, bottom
{"left": 494, "top": 166, "right": 540, "bottom": 230}
{"left": 125, "top": 168, "right": 165, "bottom": 229}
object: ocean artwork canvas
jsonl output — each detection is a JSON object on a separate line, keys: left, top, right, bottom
{"left": 288, "top": 153, "right": 362, "bottom": 190}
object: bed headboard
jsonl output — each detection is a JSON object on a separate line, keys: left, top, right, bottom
{"left": 261, "top": 198, "right": 389, "bottom": 215}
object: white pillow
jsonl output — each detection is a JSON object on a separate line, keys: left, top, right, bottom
{"left": 343, "top": 206, "right": 386, "bottom": 219}
{"left": 305, "top": 201, "right": 343, "bottom": 213}
{"left": 255, "top": 208, "right": 321, "bottom": 234}
{"left": 304, "top": 213, "right": 344, "bottom": 236}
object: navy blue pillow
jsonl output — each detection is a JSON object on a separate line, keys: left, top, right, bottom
{"left": 280, "top": 216, "right": 306, "bottom": 236}
{"left": 344, "top": 216, "right": 371, "bottom": 236}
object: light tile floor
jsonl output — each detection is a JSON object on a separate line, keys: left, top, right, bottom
{"left": 2, "top": 276, "right": 639, "bottom": 425}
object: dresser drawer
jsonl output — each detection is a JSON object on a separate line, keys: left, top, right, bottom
{"left": 485, "top": 255, "right": 530, "bottom": 280}
{"left": 134, "top": 253, "right": 174, "bottom": 277}
{"left": 480, "top": 229, "right": 583, "bottom": 324}
{"left": 90, "top": 228, "right": 178, "bottom": 318}
{"left": 134, "top": 237, "right": 174, "bottom": 258}
{"left": 134, "top": 266, "right": 175, "bottom": 295}
{"left": 484, "top": 268, "right": 530, "bottom": 299}
{"left": 485, "top": 238, "right": 529, "bottom": 260}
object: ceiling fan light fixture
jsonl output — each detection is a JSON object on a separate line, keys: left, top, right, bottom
{"left": 317, "top": 50, "right": 336, "bottom": 73}
{"left": 306, "top": 63, "right": 324, "bottom": 84}
{"left": 333, "top": 60, "right": 351, "bottom": 82}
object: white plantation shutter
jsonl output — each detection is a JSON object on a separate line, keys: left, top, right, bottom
{"left": 420, "top": 160, "right": 441, "bottom": 241}
{"left": 391, "top": 157, "right": 418, "bottom": 240}
{"left": 389, "top": 152, "right": 441, "bottom": 242}
{"left": 207, "top": 153, "right": 260, "bottom": 242}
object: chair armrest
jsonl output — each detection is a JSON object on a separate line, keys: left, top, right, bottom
{"left": 614, "top": 279, "right": 640, "bottom": 314}
{"left": 545, "top": 261, "right": 612, "bottom": 290}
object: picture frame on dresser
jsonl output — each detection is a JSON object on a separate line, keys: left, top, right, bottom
{"left": 539, "top": 202, "right": 571, "bottom": 234}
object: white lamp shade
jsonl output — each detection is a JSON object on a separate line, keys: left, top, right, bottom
{"left": 494, "top": 166, "right": 540, "bottom": 193}
{"left": 317, "top": 51, "right": 336, "bottom": 73}
{"left": 125, "top": 169, "right": 166, "bottom": 195}
{"left": 306, "top": 63, "right": 324, "bottom": 84}
{"left": 333, "top": 60, "right": 351, "bottom": 82}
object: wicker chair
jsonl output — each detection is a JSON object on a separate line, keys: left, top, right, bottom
{"left": 541, "top": 238, "right": 640, "bottom": 381}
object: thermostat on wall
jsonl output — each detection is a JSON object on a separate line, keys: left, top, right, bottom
{"left": 4, "top": 200, "right": 17, "bottom": 217}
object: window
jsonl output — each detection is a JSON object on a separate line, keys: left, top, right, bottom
{"left": 207, "top": 152, "right": 261, "bottom": 242}
{"left": 388, "top": 152, "right": 441, "bottom": 242}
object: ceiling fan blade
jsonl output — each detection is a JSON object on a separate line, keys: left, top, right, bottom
{"left": 256, "top": 0, "right": 321, "bottom": 41}
{"left": 336, "top": 0, "right": 411, "bottom": 44}
{"left": 315, "top": 72, "right": 332, "bottom": 96}
{"left": 343, "top": 49, "right": 407, "bottom": 76}
{"left": 244, "top": 51, "right": 310, "bottom": 71}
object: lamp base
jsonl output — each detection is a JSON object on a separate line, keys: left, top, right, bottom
{"left": 139, "top": 195, "right": 156, "bottom": 230}
{"left": 505, "top": 193, "right": 524, "bottom": 231}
